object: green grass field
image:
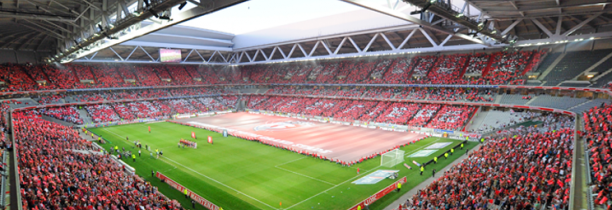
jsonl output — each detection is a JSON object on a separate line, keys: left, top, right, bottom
{"left": 90, "top": 122, "right": 477, "bottom": 210}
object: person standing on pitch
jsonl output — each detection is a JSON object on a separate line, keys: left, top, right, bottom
{"left": 396, "top": 182, "right": 402, "bottom": 192}
{"left": 434, "top": 156, "right": 437, "bottom": 164}
{"left": 420, "top": 166, "right": 424, "bottom": 175}
{"left": 138, "top": 150, "right": 141, "bottom": 157}
{"left": 357, "top": 167, "right": 360, "bottom": 175}
{"left": 432, "top": 169, "right": 436, "bottom": 177}
{"left": 132, "top": 154, "right": 136, "bottom": 162}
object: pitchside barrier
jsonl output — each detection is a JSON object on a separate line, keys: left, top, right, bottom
{"left": 423, "top": 140, "right": 469, "bottom": 167}
{"left": 156, "top": 172, "right": 221, "bottom": 210}
{"left": 347, "top": 176, "right": 407, "bottom": 210}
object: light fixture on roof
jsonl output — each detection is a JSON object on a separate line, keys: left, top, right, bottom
{"left": 178, "top": 2, "right": 187, "bottom": 10}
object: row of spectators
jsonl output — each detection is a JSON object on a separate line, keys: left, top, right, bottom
{"left": 38, "top": 106, "right": 84, "bottom": 124}
{"left": 14, "top": 111, "right": 182, "bottom": 209}
{"left": 0, "top": 50, "right": 544, "bottom": 92}
{"left": 246, "top": 96, "right": 476, "bottom": 129}
{"left": 583, "top": 103, "right": 612, "bottom": 209}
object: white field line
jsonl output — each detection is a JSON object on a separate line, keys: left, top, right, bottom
{"left": 103, "top": 128, "right": 276, "bottom": 209}
{"left": 162, "top": 157, "right": 279, "bottom": 210}
{"left": 276, "top": 157, "right": 306, "bottom": 167}
{"left": 286, "top": 138, "right": 446, "bottom": 210}
{"left": 274, "top": 165, "right": 336, "bottom": 185}
{"left": 102, "top": 128, "right": 125, "bottom": 139}
{"left": 285, "top": 165, "right": 382, "bottom": 210}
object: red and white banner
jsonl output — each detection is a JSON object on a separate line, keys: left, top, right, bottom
{"left": 191, "top": 131, "right": 196, "bottom": 139}
{"left": 207, "top": 136, "right": 213, "bottom": 144}
{"left": 156, "top": 172, "right": 221, "bottom": 210}
{"left": 347, "top": 176, "right": 407, "bottom": 210}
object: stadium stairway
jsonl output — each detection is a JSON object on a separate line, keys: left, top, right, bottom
{"left": 524, "top": 96, "right": 539, "bottom": 105}
{"left": 41, "top": 115, "right": 78, "bottom": 127}
{"left": 538, "top": 52, "right": 566, "bottom": 80}
{"left": 494, "top": 94, "right": 503, "bottom": 104}
{"left": 463, "top": 109, "right": 490, "bottom": 133}
{"left": 78, "top": 108, "right": 94, "bottom": 125}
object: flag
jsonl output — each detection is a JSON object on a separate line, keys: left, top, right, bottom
{"left": 207, "top": 136, "right": 213, "bottom": 144}
{"left": 191, "top": 132, "right": 196, "bottom": 139}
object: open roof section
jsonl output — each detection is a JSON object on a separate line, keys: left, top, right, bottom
{"left": 176, "top": 0, "right": 482, "bottom": 49}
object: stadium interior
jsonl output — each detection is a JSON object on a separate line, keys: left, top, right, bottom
{"left": 1, "top": 0, "right": 612, "bottom": 209}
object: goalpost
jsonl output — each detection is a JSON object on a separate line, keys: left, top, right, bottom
{"left": 381, "top": 149, "right": 405, "bottom": 167}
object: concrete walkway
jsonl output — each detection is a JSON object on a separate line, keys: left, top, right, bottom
{"left": 383, "top": 143, "right": 483, "bottom": 210}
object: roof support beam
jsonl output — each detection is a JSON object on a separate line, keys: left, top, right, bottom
{"left": 309, "top": 41, "right": 320, "bottom": 57}
{"left": 380, "top": 33, "right": 396, "bottom": 50}
{"left": 333, "top": 37, "right": 348, "bottom": 55}
{"left": 531, "top": 18, "right": 554, "bottom": 37}
{"left": 562, "top": 13, "right": 602, "bottom": 36}
{"left": 340, "top": 0, "right": 488, "bottom": 46}
{"left": 348, "top": 37, "right": 362, "bottom": 53}
{"left": 439, "top": 34, "right": 453, "bottom": 46}
{"left": 502, "top": 18, "right": 523, "bottom": 35}
{"left": 556, "top": 16, "right": 563, "bottom": 35}
{"left": 287, "top": 44, "right": 297, "bottom": 58}
{"left": 419, "top": 28, "right": 439, "bottom": 47}
{"left": 320, "top": 40, "right": 333, "bottom": 55}
{"left": 20, "top": 22, "right": 65, "bottom": 39}
{"left": 363, "top": 33, "right": 379, "bottom": 52}
{"left": 398, "top": 29, "right": 417, "bottom": 49}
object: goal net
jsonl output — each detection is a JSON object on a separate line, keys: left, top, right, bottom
{"left": 381, "top": 149, "right": 405, "bottom": 167}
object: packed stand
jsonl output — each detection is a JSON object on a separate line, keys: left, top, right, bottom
{"left": 165, "top": 66, "right": 194, "bottom": 85}
{"left": 426, "top": 105, "right": 476, "bottom": 130}
{"left": 197, "top": 97, "right": 227, "bottom": 111}
{"left": 375, "top": 103, "right": 421, "bottom": 124}
{"left": 358, "top": 102, "right": 390, "bottom": 122}
{"left": 133, "top": 65, "right": 164, "bottom": 86}
{"left": 0, "top": 64, "right": 39, "bottom": 92}
{"left": 14, "top": 112, "right": 180, "bottom": 209}
{"left": 583, "top": 103, "right": 612, "bottom": 208}
{"left": 86, "top": 104, "right": 121, "bottom": 123}
{"left": 37, "top": 106, "right": 84, "bottom": 124}
{"left": 165, "top": 99, "right": 198, "bottom": 114}
{"left": 407, "top": 104, "right": 441, "bottom": 127}
{"left": 90, "top": 65, "right": 130, "bottom": 88}
{"left": 406, "top": 121, "right": 574, "bottom": 210}
{"left": 344, "top": 60, "right": 376, "bottom": 83}
{"left": 333, "top": 101, "right": 378, "bottom": 121}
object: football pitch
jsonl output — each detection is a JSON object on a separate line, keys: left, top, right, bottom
{"left": 90, "top": 121, "right": 477, "bottom": 210}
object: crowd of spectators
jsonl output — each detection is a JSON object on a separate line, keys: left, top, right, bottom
{"left": 407, "top": 104, "right": 441, "bottom": 127}
{"left": 197, "top": 97, "right": 227, "bottom": 111}
{"left": 86, "top": 104, "right": 121, "bottom": 123}
{"left": 90, "top": 65, "right": 130, "bottom": 88}
{"left": 358, "top": 102, "right": 390, "bottom": 122}
{"left": 406, "top": 124, "right": 574, "bottom": 210}
{"left": 426, "top": 105, "right": 475, "bottom": 130}
{"left": 14, "top": 111, "right": 180, "bottom": 209}
{"left": 0, "top": 49, "right": 547, "bottom": 93}
{"left": 333, "top": 101, "right": 378, "bottom": 121}
{"left": 38, "top": 106, "right": 84, "bottom": 124}
{"left": 37, "top": 94, "right": 64, "bottom": 104}
{"left": 375, "top": 103, "right": 421, "bottom": 124}
{"left": 165, "top": 99, "right": 198, "bottom": 114}
{"left": 583, "top": 103, "right": 612, "bottom": 209}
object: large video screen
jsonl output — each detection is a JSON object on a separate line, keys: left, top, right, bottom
{"left": 159, "top": 49, "right": 182, "bottom": 63}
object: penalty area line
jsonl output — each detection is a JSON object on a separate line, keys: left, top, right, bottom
{"left": 161, "top": 157, "right": 279, "bottom": 210}
{"left": 284, "top": 165, "right": 382, "bottom": 209}
{"left": 287, "top": 138, "right": 445, "bottom": 209}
